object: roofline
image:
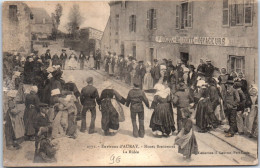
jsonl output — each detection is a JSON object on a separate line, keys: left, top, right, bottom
{"left": 108, "top": 1, "right": 122, "bottom": 6}
{"left": 80, "top": 27, "right": 103, "bottom": 33}
{"left": 101, "top": 16, "right": 110, "bottom": 41}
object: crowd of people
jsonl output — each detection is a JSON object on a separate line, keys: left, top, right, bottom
{"left": 3, "top": 48, "right": 258, "bottom": 161}
{"left": 102, "top": 51, "right": 258, "bottom": 158}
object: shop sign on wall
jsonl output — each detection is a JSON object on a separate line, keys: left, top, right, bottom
{"left": 155, "top": 36, "right": 229, "bottom": 46}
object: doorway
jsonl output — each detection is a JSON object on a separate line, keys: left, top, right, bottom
{"left": 180, "top": 52, "right": 189, "bottom": 65}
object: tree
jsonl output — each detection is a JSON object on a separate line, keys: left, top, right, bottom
{"left": 66, "top": 4, "right": 84, "bottom": 39}
{"left": 51, "top": 3, "right": 63, "bottom": 40}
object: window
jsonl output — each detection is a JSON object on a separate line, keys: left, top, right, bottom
{"left": 129, "top": 15, "right": 136, "bottom": 32}
{"left": 223, "top": 0, "right": 253, "bottom": 26}
{"left": 244, "top": 0, "right": 253, "bottom": 25}
{"left": 9, "top": 5, "right": 18, "bottom": 21}
{"left": 115, "top": 39, "right": 119, "bottom": 44}
{"left": 223, "top": 0, "right": 229, "bottom": 26}
{"left": 115, "top": 14, "right": 119, "bottom": 35}
{"left": 132, "top": 45, "right": 136, "bottom": 59}
{"left": 146, "top": 9, "right": 157, "bottom": 30}
{"left": 176, "top": 2, "right": 192, "bottom": 29}
{"left": 228, "top": 56, "right": 245, "bottom": 74}
{"left": 43, "top": 18, "right": 46, "bottom": 24}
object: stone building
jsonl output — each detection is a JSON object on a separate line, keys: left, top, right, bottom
{"left": 79, "top": 27, "right": 103, "bottom": 55}
{"left": 2, "top": 2, "right": 33, "bottom": 54}
{"left": 101, "top": 0, "right": 258, "bottom": 84}
{"left": 30, "top": 8, "right": 53, "bottom": 40}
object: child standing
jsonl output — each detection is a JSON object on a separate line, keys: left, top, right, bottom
{"left": 175, "top": 108, "right": 198, "bottom": 160}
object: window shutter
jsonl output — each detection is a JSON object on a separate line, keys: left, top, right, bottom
{"left": 176, "top": 5, "right": 180, "bottom": 29}
{"left": 146, "top": 10, "right": 150, "bottom": 29}
{"left": 230, "top": 0, "right": 236, "bottom": 26}
{"left": 134, "top": 15, "right": 136, "bottom": 32}
{"left": 244, "top": 0, "right": 253, "bottom": 26}
{"left": 187, "top": 2, "right": 193, "bottom": 28}
{"left": 153, "top": 9, "right": 157, "bottom": 29}
{"left": 129, "top": 16, "right": 132, "bottom": 32}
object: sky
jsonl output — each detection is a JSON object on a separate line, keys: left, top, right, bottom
{"left": 26, "top": 1, "right": 110, "bottom": 32}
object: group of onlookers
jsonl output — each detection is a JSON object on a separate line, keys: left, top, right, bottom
{"left": 3, "top": 49, "right": 258, "bottom": 161}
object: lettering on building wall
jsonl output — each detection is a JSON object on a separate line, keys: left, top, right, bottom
{"left": 155, "top": 36, "right": 228, "bottom": 46}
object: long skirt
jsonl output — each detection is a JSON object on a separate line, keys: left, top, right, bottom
{"left": 245, "top": 105, "right": 258, "bottom": 135}
{"left": 10, "top": 104, "right": 25, "bottom": 139}
{"left": 52, "top": 111, "right": 68, "bottom": 138}
{"left": 101, "top": 99, "right": 119, "bottom": 131}
{"left": 66, "top": 113, "right": 77, "bottom": 136}
{"left": 24, "top": 107, "right": 37, "bottom": 136}
{"left": 149, "top": 103, "right": 175, "bottom": 135}
{"left": 111, "top": 99, "right": 125, "bottom": 122}
{"left": 175, "top": 129, "right": 198, "bottom": 157}
{"left": 125, "top": 72, "right": 131, "bottom": 85}
{"left": 109, "top": 64, "right": 113, "bottom": 75}
{"left": 143, "top": 73, "right": 153, "bottom": 90}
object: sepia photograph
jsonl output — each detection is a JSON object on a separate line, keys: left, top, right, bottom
{"left": 2, "top": 0, "right": 258, "bottom": 166}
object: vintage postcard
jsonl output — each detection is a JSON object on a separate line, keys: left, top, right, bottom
{"left": 2, "top": 0, "right": 258, "bottom": 166}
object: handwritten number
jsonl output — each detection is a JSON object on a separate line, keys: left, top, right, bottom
{"left": 109, "top": 154, "right": 121, "bottom": 164}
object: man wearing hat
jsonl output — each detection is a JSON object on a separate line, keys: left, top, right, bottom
{"left": 197, "top": 59, "right": 206, "bottom": 74}
{"left": 80, "top": 77, "right": 100, "bottom": 134}
{"left": 45, "top": 49, "right": 51, "bottom": 61}
{"left": 126, "top": 78, "right": 149, "bottom": 138}
{"left": 60, "top": 49, "right": 67, "bottom": 70}
{"left": 187, "top": 65, "right": 197, "bottom": 89}
{"left": 173, "top": 82, "right": 194, "bottom": 132}
{"left": 79, "top": 51, "right": 86, "bottom": 70}
{"left": 135, "top": 60, "right": 146, "bottom": 89}
{"left": 150, "top": 59, "right": 161, "bottom": 86}
{"left": 205, "top": 59, "right": 218, "bottom": 82}
{"left": 223, "top": 76, "right": 240, "bottom": 137}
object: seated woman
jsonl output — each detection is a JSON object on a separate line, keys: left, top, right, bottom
{"left": 150, "top": 77, "right": 175, "bottom": 137}
{"left": 99, "top": 81, "right": 126, "bottom": 136}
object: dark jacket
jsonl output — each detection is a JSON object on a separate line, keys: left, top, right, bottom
{"left": 237, "top": 88, "right": 246, "bottom": 111}
{"left": 79, "top": 53, "right": 86, "bottom": 61}
{"left": 60, "top": 53, "right": 67, "bottom": 61}
{"left": 45, "top": 53, "right": 51, "bottom": 60}
{"left": 173, "top": 89, "right": 194, "bottom": 108}
{"left": 150, "top": 64, "right": 161, "bottom": 80}
{"left": 187, "top": 71, "right": 197, "bottom": 87}
{"left": 80, "top": 85, "right": 100, "bottom": 107}
{"left": 205, "top": 64, "right": 216, "bottom": 78}
{"left": 126, "top": 88, "right": 149, "bottom": 112}
{"left": 223, "top": 86, "right": 240, "bottom": 110}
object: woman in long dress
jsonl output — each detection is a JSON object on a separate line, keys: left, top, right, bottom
{"left": 68, "top": 54, "right": 78, "bottom": 70}
{"left": 24, "top": 86, "right": 40, "bottom": 140}
{"left": 89, "top": 54, "right": 95, "bottom": 69}
{"left": 99, "top": 81, "right": 126, "bottom": 136}
{"left": 245, "top": 85, "right": 258, "bottom": 138}
{"left": 150, "top": 66, "right": 175, "bottom": 137}
{"left": 143, "top": 61, "right": 153, "bottom": 91}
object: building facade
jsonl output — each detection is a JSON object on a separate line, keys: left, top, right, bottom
{"left": 79, "top": 27, "right": 103, "bottom": 55}
{"left": 3, "top": 2, "right": 33, "bottom": 54}
{"left": 101, "top": 0, "right": 258, "bottom": 84}
{"left": 30, "top": 8, "right": 53, "bottom": 39}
